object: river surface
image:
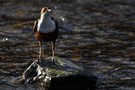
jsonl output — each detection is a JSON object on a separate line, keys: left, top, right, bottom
{"left": 0, "top": 0, "right": 135, "bottom": 90}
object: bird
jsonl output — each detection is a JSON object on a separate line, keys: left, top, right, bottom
{"left": 33, "top": 7, "right": 59, "bottom": 63}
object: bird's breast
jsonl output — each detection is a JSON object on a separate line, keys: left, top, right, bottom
{"left": 37, "top": 19, "right": 56, "bottom": 33}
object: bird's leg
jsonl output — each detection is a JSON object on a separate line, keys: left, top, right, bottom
{"left": 38, "top": 41, "right": 42, "bottom": 61}
{"left": 51, "top": 41, "right": 55, "bottom": 63}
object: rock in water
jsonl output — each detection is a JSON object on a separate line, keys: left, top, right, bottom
{"left": 20, "top": 57, "right": 97, "bottom": 90}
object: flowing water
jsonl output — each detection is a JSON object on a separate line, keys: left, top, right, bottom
{"left": 0, "top": 0, "right": 135, "bottom": 89}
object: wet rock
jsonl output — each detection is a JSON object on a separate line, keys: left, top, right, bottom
{"left": 19, "top": 57, "right": 97, "bottom": 90}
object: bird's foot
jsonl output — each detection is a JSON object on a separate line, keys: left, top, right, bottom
{"left": 38, "top": 57, "right": 42, "bottom": 63}
{"left": 51, "top": 57, "right": 55, "bottom": 65}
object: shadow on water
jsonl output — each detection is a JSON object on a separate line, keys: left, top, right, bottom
{"left": 0, "top": 0, "right": 135, "bottom": 89}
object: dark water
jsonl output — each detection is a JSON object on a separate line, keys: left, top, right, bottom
{"left": 0, "top": 0, "right": 135, "bottom": 89}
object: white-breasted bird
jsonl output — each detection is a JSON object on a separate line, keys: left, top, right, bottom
{"left": 33, "top": 7, "right": 59, "bottom": 63}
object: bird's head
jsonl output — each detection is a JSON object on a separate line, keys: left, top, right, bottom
{"left": 40, "top": 7, "right": 51, "bottom": 17}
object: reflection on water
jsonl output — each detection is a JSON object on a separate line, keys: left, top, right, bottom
{"left": 1, "top": 38, "right": 8, "bottom": 42}
{"left": 60, "top": 16, "right": 65, "bottom": 22}
{"left": 0, "top": 0, "right": 135, "bottom": 90}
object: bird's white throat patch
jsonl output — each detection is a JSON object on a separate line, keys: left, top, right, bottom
{"left": 37, "top": 16, "right": 56, "bottom": 33}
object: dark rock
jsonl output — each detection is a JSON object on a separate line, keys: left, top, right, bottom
{"left": 19, "top": 57, "right": 97, "bottom": 90}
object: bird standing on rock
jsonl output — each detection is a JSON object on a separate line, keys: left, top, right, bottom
{"left": 33, "top": 7, "right": 59, "bottom": 63}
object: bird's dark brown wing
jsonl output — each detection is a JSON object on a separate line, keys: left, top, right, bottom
{"left": 51, "top": 17, "right": 59, "bottom": 32}
{"left": 33, "top": 20, "right": 38, "bottom": 34}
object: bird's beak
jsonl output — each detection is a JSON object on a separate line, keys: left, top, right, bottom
{"left": 48, "top": 9, "right": 51, "bottom": 12}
